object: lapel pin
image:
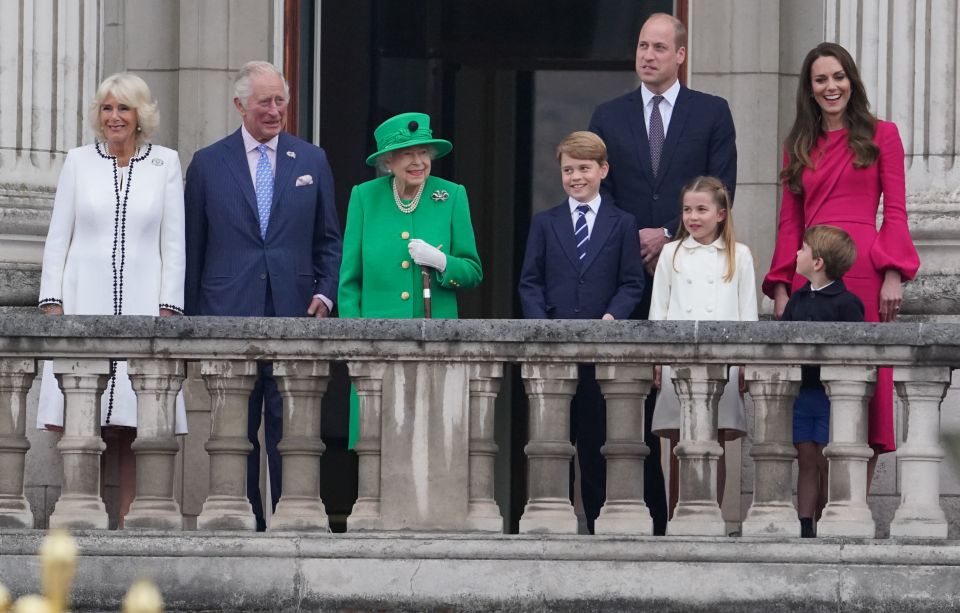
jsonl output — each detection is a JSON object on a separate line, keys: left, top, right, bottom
{"left": 151, "top": 158, "right": 164, "bottom": 166}
{"left": 286, "top": 151, "right": 296, "bottom": 158}
{"left": 431, "top": 189, "right": 449, "bottom": 202}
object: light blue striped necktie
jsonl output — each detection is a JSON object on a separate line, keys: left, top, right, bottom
{"left": 575, "top": 204, "right": 590, "bottom": 263}
{"left": 255, "top": 143, "right": 273, "bottom": 239}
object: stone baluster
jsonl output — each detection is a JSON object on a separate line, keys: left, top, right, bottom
{"left": 0, "top": 358, "right": 37, "bottom": 528}
{"left": 124, "top": 359, "right": 187, "bottom": 530}
{"left": 817, "top": 365, "right": 877, "bottom": 538}
{"left": 466, "top": 362, "right": 504, "bottom": 532}
{"left": 889, "top": 366, "right": 951, "bottom": 538}
{"left": 49, "top": 359, "right": 111, "bottom": 530}
{"left": 593, "top": 363, "right": 654, "bottom": 535}
{"left": 270, "top": 360, "right": 331, "bottom": 532}
{"left": 196, "top": 360, "right": 258, "bottom": 531}
{"left": 346, "top": 361, "right": 387, "bottom": 531}
{"left": 518, "top": 363, "right": 579, "bottom": 534}
{"left": 742, "top": 365, "right": 802, "bottom": 537}
{"left": 667, "top": 364, "right": 727, "bottom": 536}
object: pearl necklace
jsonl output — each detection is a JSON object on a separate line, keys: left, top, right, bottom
{"left": 392, "top": 178, "right": 425, "bottom": 214}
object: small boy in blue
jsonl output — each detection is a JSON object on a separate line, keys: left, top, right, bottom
{"left": 518, "top": 131, "right": 645, "bottom": 533}
{"left": 780, "top": 224, "right": 864, "bottom": 538}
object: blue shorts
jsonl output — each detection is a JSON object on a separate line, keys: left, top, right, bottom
{"left": 793, "top": 386, "right": 830, "bottom": 445}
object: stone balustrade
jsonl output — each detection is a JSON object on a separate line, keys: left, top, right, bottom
{"left": 0, "top": 314, "right": 958, "bottom": 539}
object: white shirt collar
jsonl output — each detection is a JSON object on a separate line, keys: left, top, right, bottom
{"left": 810, "top": 280, "right": 835, "bottom": 292}
{"left": 241, "top": 125, "right": 279, "bottom": 153}
{"left": 681, "top": 235, "right": 726, "bottom": 250}
{"left": 568, "top": 193, "right": 602, "bottom": 215}
{"left": 640, "top": 79, "right": 681, "bottom": 109}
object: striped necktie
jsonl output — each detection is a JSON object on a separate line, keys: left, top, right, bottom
{"left": 575, "top": 204, "right": 590, "bottom": 263}
{"left": 255, "top": 143, "right": 273, "bottom": 239}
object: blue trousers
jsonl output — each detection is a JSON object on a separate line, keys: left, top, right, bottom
{"left": 570, "top": 364, "right": 606, "bottom": 534}
{"left": 247, "top": 284, "right": 282, "bottom": 531}
{"left": 247, "top": 362, "right": 283, "bottom": 531}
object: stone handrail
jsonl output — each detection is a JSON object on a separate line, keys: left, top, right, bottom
{"left": 0, "top": 315, "right": 956, "bottom": 538}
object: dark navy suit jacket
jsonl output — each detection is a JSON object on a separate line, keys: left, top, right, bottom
{"left": 184, "top": 129, "right": 342, "bottom": 317}
{"left": 518, "top": 198, "right": 645, "bottom": 320}
{"left": 588, "top": 85, "right": 737, "bottom": 239}
{"left": 781, "top": 278, "right": 865, "bottom": 388}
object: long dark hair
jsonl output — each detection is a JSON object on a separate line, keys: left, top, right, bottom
{"left": 781, "top": 42, "right": 878, "bottom": 196}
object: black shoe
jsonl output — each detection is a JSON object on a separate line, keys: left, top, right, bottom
{"left": 800, "top": 517, "right": 815, "bottom": 538}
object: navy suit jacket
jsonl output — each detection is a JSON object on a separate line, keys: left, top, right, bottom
{"left": 588, "top": 85, "right": 737, "bottom": 237}
{"left": 184, "top": 129, "right": 342, "bottom": 316}
{"left": 518, "top": 198, "right": 645, "bottom": 320}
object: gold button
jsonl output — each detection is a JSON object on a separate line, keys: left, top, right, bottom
{"left": 401, "top": 291, "right": 410, "bottom": 300}
{"left": 401, "top": 260, "right": 410, "bottom": 269}
{"left": 401, "top": 231, "right": 410, "bottom": 239}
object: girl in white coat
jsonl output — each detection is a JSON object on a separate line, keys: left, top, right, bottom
{"left": 649, "top": 175, "right": 758, "bottom": 518}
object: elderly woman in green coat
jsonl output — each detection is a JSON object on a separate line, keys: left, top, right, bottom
{"left": 339, "top": 112, "right": 483, "bottom": 446}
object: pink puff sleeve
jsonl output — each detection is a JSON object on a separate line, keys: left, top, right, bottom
{"left": 870, "top": 121, "right": 920, "bottom": 280}
{"left": 761, "top": 151, "right": 804, "bottom": 298}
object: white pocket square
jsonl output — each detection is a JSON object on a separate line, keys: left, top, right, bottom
{"left": 295, "top": 174, "right": 314, "bottom": 187}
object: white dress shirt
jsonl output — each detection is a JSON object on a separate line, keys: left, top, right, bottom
{"left": 241, "top": 125, "right": 279, "bottom": 182}
{"left": 568, "top": 194, "right": 602, "bottom": 237}
{"left": 640, "top": 79, "right": 681, "bottom": 137}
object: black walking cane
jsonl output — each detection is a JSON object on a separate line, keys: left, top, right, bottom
{"left": 421, "top": 267, "right": 432, "bottom": 319}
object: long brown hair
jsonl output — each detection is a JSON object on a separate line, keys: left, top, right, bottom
{"left": 781, "top": 42, "right": 878, "bottom": 196}
{"left": 672, "top": 176, "right": 738, "bottom": 282}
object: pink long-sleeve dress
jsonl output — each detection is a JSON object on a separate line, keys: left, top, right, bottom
{"left": 763, "top": 120, "right": 920, "bottom": 453}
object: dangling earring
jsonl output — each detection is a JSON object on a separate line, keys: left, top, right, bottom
{"left": 136, "top": 124, "right": 142, "bottom": 132}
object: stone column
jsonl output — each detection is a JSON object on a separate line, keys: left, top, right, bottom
{"left": 817, "top": 365, "right": 877, "bottom": 538}
{"left": 889, "top": 366, "right": 951, "bottom": 538}
{"left": 123, "top": 359, "right": 186, "bottom": 530}
{"left": 196, "top": 360, "right": 258, "bottom": 531}
{"left": 270, "top": 360, "right": 330, "bottom": 532}
{"left": 0, "top": 358, "right": 37, "bottom": 528}
{"left": 826, "top": 0, "right": 960, "bottom": 316}
{"left": 742, "top": 365, "right": 802, "bottom": 537}
{"left": 593, "top": 363, "right": 654, "bottom": 536}
{"left": 667, "top": 364, "right": 727, "bottom": 536}
{"left": 466, "top": 362, "right": 504, "bottom": 532}
{"left": 48, "top": 359, "right": 111, "bottom": 530}
{"left": 0, "top": 1, "right": 100, "bottom": 305}
{"left": 346, "top": 361, "right": 387, "bottom": 531}
{"left": 518, "top": 362, "right": 578, "bottom": 534}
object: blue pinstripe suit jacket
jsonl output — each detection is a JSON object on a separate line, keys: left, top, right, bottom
{"left": 184, "top": 129, "right": 342, "bottom": 316}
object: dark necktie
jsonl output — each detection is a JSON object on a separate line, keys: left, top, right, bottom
{"left": 649, "top": 95, "right": 665, "bottom": 177}
{"left": 574, "top": 204, "right": 590, "bottom": 263}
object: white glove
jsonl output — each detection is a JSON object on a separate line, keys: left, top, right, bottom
{"left": 408, "top": 238, "right": 447, "bottom": 272}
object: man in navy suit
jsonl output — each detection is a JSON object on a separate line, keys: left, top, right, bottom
{"left": 589, "top": 13, "right": 737, "bottom": 534}
{"left": 519, "top": 131, "right": 644, "bottom": 533}
{"left": 184, "top": 61, "right": 342, "bottom": 531}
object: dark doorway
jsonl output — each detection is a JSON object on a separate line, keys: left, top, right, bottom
{"left": 315, "top": 0, "right": 673, "bottom": 531}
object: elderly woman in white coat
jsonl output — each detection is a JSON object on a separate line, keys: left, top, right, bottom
{"left": 37, "top": 72, "right": 187, "bottom": 526}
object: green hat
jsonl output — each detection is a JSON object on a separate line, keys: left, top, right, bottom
{"left": 365, "top": 112, "right": 453, "bottom": 166}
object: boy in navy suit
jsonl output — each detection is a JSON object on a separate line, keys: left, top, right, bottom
{"left": 780, "top": 224, "right": 864, "bottom": 537}
{"left": 519, "top": 131, "right": 645, "bottom": 533}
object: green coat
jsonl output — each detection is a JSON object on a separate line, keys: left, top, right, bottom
{"left": 339, "top": 174, "right": 483, "bottom": 446}
{"left": 339, "top": 174, "right": 482, "bottom": 318}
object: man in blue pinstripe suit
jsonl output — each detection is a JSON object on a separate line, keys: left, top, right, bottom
{"left": 184, "top": 61, "right": 342, "bottom": 531}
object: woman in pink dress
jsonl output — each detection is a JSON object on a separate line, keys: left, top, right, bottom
{"left": 763, "top": 43, "right": 920, "bottom": 477}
